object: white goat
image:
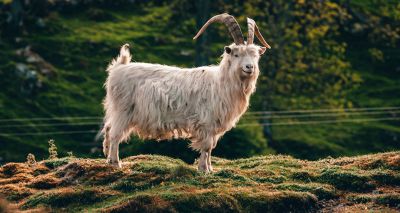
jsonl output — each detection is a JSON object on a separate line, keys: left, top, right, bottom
{"left": 102, "top": 13, "right": 271, "bottom": 172}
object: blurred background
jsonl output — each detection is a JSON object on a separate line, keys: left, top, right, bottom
{"left": 0, "top": 0, "right": 399, "bottom": 164}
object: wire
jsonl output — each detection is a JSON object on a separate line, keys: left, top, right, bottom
{"left": 245, "top": 106, "right": 400, "bottom": 115}
{"left": 1, "top": 106, "right": 399, "bottom": 122}
{"left": 0, "top": 122, "right": 101, "bottom": 128}
{"left": 2, "top": 110, "right": 397, "bottom": 128}
{"left": 1, "top": 116, "right": 399, "bottom": 137}
{"left": 237, "top": 117, "right": 400, "bottom": 127}
{"left": 241, "top": 110, "right": 400, "bottom": 120}
{"left": 0, "top": 130, "right": 98, "bottom": 136}
{"left": 0, "top": 116, "right": 102, "bottom": 122}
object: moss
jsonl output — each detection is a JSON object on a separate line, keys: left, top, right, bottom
{"left": 170, "top": 165, "right": 198, "bottom": 180}
{"left": 375, "top": 194, "right": 400, "bottom": 207}
{"left": 104, "top": 194, "right": 175, "bottom": 213}
{"left": 166, "top": 192, "right": 241, "bottom": 213}
{"left": 317, "top": 169, "right": 375, "bottom": 192}
{"left": 27, "top": 174, "right": 60, "bottom": 189}
{"left": 347, "top": 195, "right": 372, "bottom": 203}
{"left": 371, "top": 171, "right": 400, "bottom": 186}
{"left": 22, "top": 188, "right": 113, "bottom": 209}
{"left": 1, "top": 163, "right": 32, "bottom": 177}
{"left": 252, "top": 175, "right": 287, "bottom": 184}
{"left": 33, "top": 165, "right": 50, "bottom": 176}
{"left": 275, "top": 183, "right": 337, "bottom": 200}
{"left": 349, "top": 194, "right": 400, "bottom": 208}
{"left": 1, "top": 153, "right": 400, "bottom": 212}
{"left": 112, "top": 172, "right": 163, "bottom": 192}
{"left": 290, "top": 171, "right": 315, "bottom": 182}
{"left": 234, "top": 191, "right": 317, "bottom": 213}
{"left": 214, "top": 169, "right": 249, "bottom": 184}
{"left": 43, "top": 157, "right": 70, "bottom": 169}
{"left": 0, "top": 184, "right": 32, "bottom": 201}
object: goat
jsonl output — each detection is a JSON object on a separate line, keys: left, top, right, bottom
{"left": 102, "top": 13, "right": 271, "bottom": 172}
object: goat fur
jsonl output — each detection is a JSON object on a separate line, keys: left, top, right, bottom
{"left": 103, "top": 43, "right": 263, "bottom": 171}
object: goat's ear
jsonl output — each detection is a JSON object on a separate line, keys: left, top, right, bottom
{"left": 259, "top": 47, "right": 267, "bottom": 55}
{"left": 224, "top": 46, "right": 232, "bottom": 54}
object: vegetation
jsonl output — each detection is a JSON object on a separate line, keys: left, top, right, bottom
{"left": 0, "top": 1, "right": 399, "bottom": 165}
{"left": 0, "top": 151, "right": 399, "bottom": 212}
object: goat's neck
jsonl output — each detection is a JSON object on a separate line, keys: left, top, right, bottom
{"left": 215, "top": 64, "right": 258, "bottom": 130}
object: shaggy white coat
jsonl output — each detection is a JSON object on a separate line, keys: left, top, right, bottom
{"left": 103, "top": 43, "right": 265, "bottom": 172}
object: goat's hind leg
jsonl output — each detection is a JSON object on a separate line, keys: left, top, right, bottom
{"left": 106, "top": 120, "right": 128, "bottom": 168}
{"left": 102, "top": 125, "right": 111, "bottom": 157}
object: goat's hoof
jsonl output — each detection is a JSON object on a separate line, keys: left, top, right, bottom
{"left": 107, "top": 159, "right": 122, "bottom": 168}
{"left": 198, "top": 163, "right": 210, "bottom": 173}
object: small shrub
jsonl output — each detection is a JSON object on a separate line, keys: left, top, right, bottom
{"left": 26, "top": 153, "right": 36, "bottom": 166}
{"left": 48, "top": 139, "right": 58, "bottom": 160}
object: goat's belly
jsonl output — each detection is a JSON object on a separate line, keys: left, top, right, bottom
{"left": 129, "top": 117, "right": 192, "bottom": 140}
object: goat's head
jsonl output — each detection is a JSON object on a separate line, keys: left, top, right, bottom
{"left": 193, "top": 13, "right": 271, "bottom": 80}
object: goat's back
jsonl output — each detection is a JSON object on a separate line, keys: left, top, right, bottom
{"left": 104, "top": 62, "right": 221, "bottom": 140}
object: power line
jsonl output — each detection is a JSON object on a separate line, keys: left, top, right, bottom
{"left": 0, "top": 122, "right": 101, "bottom": 128}
{"left": 0, "top": 116, "right": 102, "bottom": 122}
{"left": 2, "top": 110, "right": 395, "bottom": 128}
{"left": 1, "top": 116, "right": 398, "bottom": 137}
{"left": 242, "top": 110, "right": 400, "bottom": 120}
{"left": 238, "top": 117, "right": 400, "bottom": 127}
{"left": 0, "top": 130, "right": 98, "bottom": 136}
{"left": 1, "top": 106, "right": 399, "bottom": 122}
{"left": 245, "top": 106, "right": 400, "bottom": 115}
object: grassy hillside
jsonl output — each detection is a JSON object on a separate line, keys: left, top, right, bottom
{"left": 0, "top": 152, "right": 399, "bottom": 212}
{"left": 0, "top": 1, "right": 399, "bottom": 164}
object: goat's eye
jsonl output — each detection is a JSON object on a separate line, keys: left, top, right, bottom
{"left": 234, "top": 54, "right": 239, "bottom": 57}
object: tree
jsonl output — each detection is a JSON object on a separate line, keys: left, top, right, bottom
{"left": 194, "top": 0, "right": 210, "bottom": 66}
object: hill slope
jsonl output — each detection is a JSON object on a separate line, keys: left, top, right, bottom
{"left": 0, "top": 1, "right": 399, "bottom": 164}
{"left": 0, "top": 152, "right": 399, "bottom": 212}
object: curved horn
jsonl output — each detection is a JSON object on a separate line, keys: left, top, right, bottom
{"left": 247, "top": 17, "right": 271, "bottom": 49}
{"left": 193, "top": 13, "right": 244, "bottom": 45}
{"left": 247, "top": 18, "right": 255, "bottom": 44}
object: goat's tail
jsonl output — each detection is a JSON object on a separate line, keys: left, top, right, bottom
{"left": 106, "top": 43, "right": 131, "bottom": 72}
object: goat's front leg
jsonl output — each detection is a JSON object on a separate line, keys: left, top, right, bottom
{"left": 107, "top": 140, "right": 122, "bottom": 168}
{"left": 207, "top": 149, "right": 213, "bottom": 172}
{"left": 198, "top": 150, "right": 209, "bottom": 173}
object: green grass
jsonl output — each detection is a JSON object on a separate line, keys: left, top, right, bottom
{"left": 0, "top": 2, "right": 399, "bottom": 165}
